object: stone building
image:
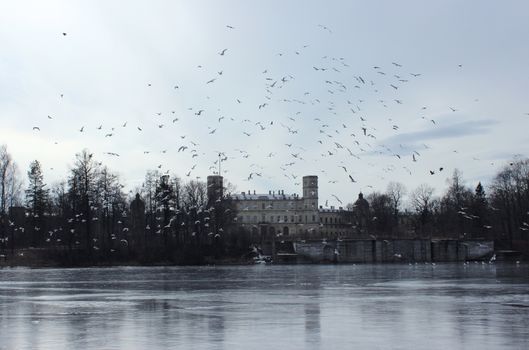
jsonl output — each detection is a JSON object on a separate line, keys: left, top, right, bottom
{"left": 318, "top": 206, "right": 354, "bottom": 238}
{"left": 352, "top": 192, "right": 370, "bottom": 233}
{"left": 208, "top": 175, "right": 361, "bottom": 239}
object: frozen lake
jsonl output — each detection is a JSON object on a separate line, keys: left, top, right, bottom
{"left": 1, "top": 263, "right": 528, "bottom": 349}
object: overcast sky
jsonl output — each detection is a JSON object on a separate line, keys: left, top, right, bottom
{"left": 1, "top": 0, "right": 528, "bottom": 206}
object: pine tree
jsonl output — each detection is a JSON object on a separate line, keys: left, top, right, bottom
{"left": 472, "top": 182, "right": 489, "bottom": 238}
{"left": 25, "top": 160, "right": 49, "bottom": 246}
{"left": 68, "top": 149, "right": 100, "bottom": 257}
{"left": 475, "top": 182, "right": 486, "bottom": 203}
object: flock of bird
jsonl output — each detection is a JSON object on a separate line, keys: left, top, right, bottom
{"left": 27, "top": 23, "right": 521, "bottom": 209}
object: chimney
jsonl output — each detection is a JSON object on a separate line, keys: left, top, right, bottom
{"left": 248, "top": 190, "right": 250, "bottom": 195}
{"left": 269, "top": 190, "right": 271, "bottom": 195}
{"left": 253, "top": 190, "right": 256, "bottom": 195}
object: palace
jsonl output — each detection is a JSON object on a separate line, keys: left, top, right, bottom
{"left": 207, "top": 175, "right": 368, "bottom": 239}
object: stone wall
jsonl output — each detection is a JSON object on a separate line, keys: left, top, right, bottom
{"left": 292, "top": 239, "right": 494, "bottom": 263}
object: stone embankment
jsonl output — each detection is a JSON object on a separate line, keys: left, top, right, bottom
{"left": 268, "top": 239, "right": 494, "bottom": 263}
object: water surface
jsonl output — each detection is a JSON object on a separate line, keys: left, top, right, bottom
{"left": 1, "top": 263, "right": 528, "bottom": 349}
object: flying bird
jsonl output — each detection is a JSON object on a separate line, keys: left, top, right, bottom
{"left": 331, "top": 194, "right": 343, "bottom": 204}
{"left": 317, "top": 24, "right": 332, "bottom": 33}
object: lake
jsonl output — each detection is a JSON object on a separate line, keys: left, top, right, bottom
{"left": 1, "top": 263, "right": 528, "bottom": 349}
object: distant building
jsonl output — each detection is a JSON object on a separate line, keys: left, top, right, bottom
{"left": 352, "top": 192, "right": 370, "bottom": 233}
{"left": 319, "top": 206, "right": 354, "bottom": 238}
{"left": 208, "top": 175, "right": 360, "bottom": 239}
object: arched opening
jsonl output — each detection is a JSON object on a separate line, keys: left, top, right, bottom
{"left": 283, "top": 226, "right": 289, "bottom": 236}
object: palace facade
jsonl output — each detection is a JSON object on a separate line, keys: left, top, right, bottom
{"left": 207, "top": 175, "right": 367, "bottom": 239}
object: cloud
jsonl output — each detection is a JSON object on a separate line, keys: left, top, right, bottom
{"left": 372, "top": 119, "right": 498, "bottom": 156}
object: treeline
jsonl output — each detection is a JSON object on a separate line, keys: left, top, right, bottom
{"left": 1, "top": 144, "right": 529, "bottom": 264}
{"left": 0, "top": 147, "right": 246, "bottom": 265}
{"left": 363, "top": 162, "right": 529, "bottom": 253}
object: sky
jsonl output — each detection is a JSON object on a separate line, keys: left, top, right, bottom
{"left": 1, "top": 0, "right": 528, "bottom": 207}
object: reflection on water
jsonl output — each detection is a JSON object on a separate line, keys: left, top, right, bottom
{"left": 1, "top": 263, "right": 528, "bottom": 350}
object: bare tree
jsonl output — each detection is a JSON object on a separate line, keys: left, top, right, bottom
{"left": 409, "top": 183, "right": 436, "bottom": 237}
{"left": 183, "top": 180, "right": 207, "bottom": 208}
{"left": 438, "top": 169, "right": 473, "bottom": 238}
{"left": 0, "top": 145, "right": 22, "bottom": 215}
{"left": 386, "top": 181, "right": 406, "bottom": 220}
{"left": 490, "top": 158, "right": 529, "bottom": 247}
{"left": 366, "top": 192, "right": 393, "bottom": 236}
